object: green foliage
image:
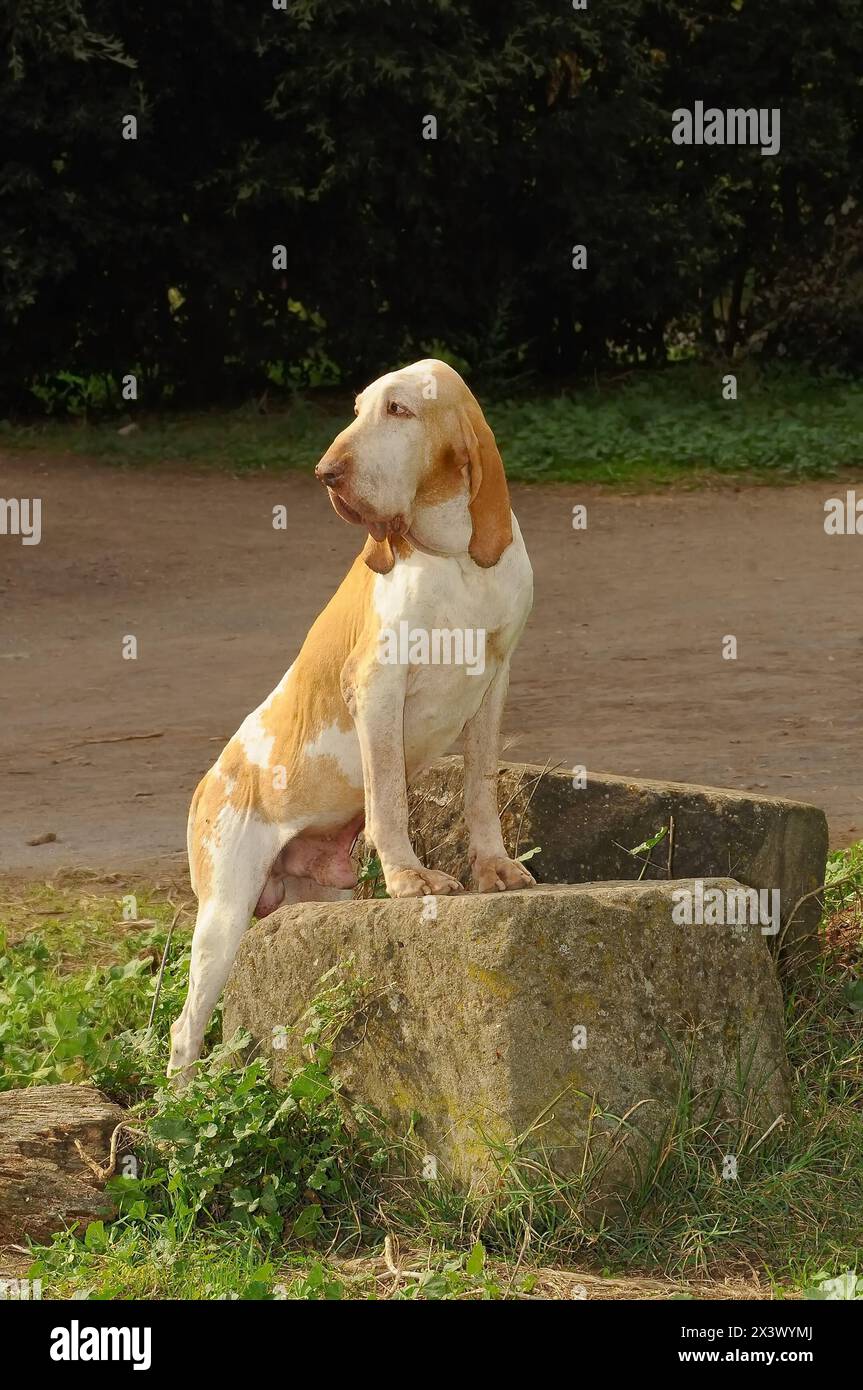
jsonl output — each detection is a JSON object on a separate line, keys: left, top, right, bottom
{"left": 486, "top": 368, "right": 863, "bottom": 483}
{"left": 746, "top": 209, "right": 863, "bottom": 372}
{"left": 824, "top": 841, "right": 863, "bottom": 917}
{"left": 111, "top": 961, "right": 388, "bottom": 1241}
{"left": 6, "top": 364, "right": 862, "bottom": 484}
{"left": 124, "top": 1031, "right": 386, "bottom": 1242}
{"left": 0, "top": 922, "right": 192, "bottom": 1095}
{"left": 626, "top": 825, "right": 669, "bottom": 879}
{"left": 804, "top": 1269, "right": 863, "bottom": 1300}
{"left": 0, "top": 890, "right": 388, "bottom": 1242}
{"left": 28, "top": 1224, "right": 353, "bottom": 1301}
{"left": 3, "top": 1, "right": 863, "bottom": 412}
{"left": 356, "top": 851, "right": 388, "bottom": 898}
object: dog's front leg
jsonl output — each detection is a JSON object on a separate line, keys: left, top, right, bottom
{"left": 463, "top": 660, "right": 536, "bottom": 892}
{"left": 343, "top": 660, "right": 464, "bottom": 899}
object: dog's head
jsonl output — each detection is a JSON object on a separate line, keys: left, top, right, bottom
{"left": 314, "top": 359, "right": 512, "bottom": 573}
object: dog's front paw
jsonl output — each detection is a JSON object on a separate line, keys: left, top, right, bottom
{"left": 387, "top": 866, "right": 466, "bottom": 898}
{"left": 167, "top": 1063, "right": 196, "bottom": 1091}
{"left": 471, "top": 855, "right": 536, "bottom": 893}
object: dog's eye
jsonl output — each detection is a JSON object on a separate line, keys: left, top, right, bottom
{"left": 387, "top": 400, "right": 413, "bottom": 418}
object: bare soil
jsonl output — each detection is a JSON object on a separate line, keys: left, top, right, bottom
{"left": 1, "top": 454, "right": 861, "bottom": 875}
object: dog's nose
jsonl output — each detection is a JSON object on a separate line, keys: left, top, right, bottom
{"left": 315, "top": 458, "right": 346, "bottom": 486}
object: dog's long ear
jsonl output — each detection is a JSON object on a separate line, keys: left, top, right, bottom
{"left": 362, "top": 533, "right": 395, "bottom": 574}
{"left": 460, "top": 401, "right": 512, "bottom": 567}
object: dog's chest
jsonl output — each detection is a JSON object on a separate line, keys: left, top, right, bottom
{"left": 376, "top": 527, "right": 531, "bottom": 631}
{"left": 374, "top": 532, "right": 533, "bottom": 760}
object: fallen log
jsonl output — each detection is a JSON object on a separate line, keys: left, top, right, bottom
{"left": 0, "top": 1084, "right": 126, "bottom": 1243}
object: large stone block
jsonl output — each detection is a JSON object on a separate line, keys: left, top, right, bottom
{"left": 407, "top": 759, "right": 828, "bottom": 961}
{"left": 224, "top": 881, "right": 790, "bottom": 1192}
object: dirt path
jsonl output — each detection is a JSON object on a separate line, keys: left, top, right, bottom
{"left": 1, "top": 454, "right": 861, "bottom": 875}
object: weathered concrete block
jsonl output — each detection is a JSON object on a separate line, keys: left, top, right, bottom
{"left": 224, "top": 882, "right": 790, "bottom": 1192}
{"left": 0, "top": 1085, "right": 125, "bottom": 1243}
{"left": 407, "top": 759, "right": 828, "bottom": 960}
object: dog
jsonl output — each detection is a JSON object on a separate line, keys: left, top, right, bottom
{"left": 168, "top": 359, "right": 534, "bottom": 1078}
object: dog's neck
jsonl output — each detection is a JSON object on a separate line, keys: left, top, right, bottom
{"left": 362, "top": 493, "right": 480, "bottom": 574}
{"left": 403, "top": 493, "right": 473, "bottom": 560}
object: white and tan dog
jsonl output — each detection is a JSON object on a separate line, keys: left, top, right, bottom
{"left": 168, "top": 359, "right": 534, "bottom": 1077}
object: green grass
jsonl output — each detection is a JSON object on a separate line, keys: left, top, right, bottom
{"left": 1, "top": 850, "right": 862, "bottom": 1300}
{"left": 4, "top": 364, "right": 863, "bottom": 486}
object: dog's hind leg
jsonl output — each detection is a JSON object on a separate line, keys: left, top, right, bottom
{"left": 168, "top": 807, "right": 281, "bottom": 1082}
